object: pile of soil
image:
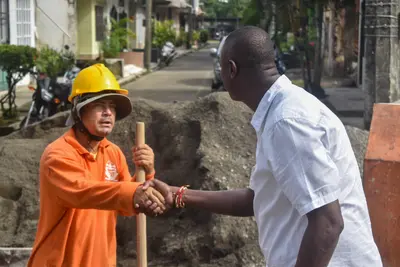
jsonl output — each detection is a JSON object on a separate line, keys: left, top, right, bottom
{"left": 0, "top": 92, "right": 370, "bottom": 267}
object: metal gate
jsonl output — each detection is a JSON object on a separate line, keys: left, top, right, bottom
{"left": 0, "top": 0, "right": 8, "bottom": 91}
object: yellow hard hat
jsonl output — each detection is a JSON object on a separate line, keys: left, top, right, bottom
{"left": 68, "top": 63, "right": 128, "bottom": 102}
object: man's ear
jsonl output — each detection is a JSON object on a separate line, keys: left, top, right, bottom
{"left": 229, "top": 60, "right": 237, "bottom": 79}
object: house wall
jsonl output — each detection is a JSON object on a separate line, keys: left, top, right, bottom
{"left": 155, "top": 6, "right": 182, "bottom": 34}
{"left": 77, "top": 0, "right": 95, "bottom": 59}
{"left": 76, "top": 0, "right": 132, "bottom": 59}
{"left": 35, "top": 0, "right": 77, "bottom": 52}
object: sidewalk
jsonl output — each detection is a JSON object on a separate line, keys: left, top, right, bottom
{"left": 322, "top": 86, "right": 365, "bottom": 129}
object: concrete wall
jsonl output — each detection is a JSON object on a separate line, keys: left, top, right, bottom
{"left": 362, "top": 0, "right": 400, "bottom": 129}
{"left": 35, "top": 0, "right": 77, "bottom": 52}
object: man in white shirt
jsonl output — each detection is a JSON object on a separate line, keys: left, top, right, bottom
{"left": 139, "top": 26, "right": 382, "bottom": 267}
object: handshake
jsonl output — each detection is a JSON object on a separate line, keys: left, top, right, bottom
{"left": 131, "top": 144, "right": 188, "bottom": 217}
{"left": 132, "top": 179, "right": 186, "bottom": 217}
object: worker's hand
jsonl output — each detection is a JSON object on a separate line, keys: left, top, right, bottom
{"left": 133, "top": 185, "right": 166, "bottom": 216}
{"left": 132, "top": 144, "right": 155, "bottom": 176}
{"left": 142, "top": 179, "right": 174, "bottom": 209}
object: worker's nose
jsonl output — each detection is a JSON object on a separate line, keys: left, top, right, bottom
{"left": 103, "top": 106, "right": 113, "bottom": 116}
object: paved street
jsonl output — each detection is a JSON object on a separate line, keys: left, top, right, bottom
{"left": 125, "top": 46, "right": 215, "bottom": 102}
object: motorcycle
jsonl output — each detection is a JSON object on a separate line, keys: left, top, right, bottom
{"left": 160, "top": 41, "right": 177, "bottom": 66}
{"left": 20, "top": 66, "right": 80, "bottom": 129}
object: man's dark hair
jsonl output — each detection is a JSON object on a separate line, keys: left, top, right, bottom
{"left": 223, "top": 26, "right": 276, "bottom": 70}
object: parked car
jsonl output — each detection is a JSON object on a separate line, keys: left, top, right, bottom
{"left": 209, "top": 36, "right": 227, "bottom": 91}
{"left": 209, "top": 37, "right": 286, "bottom": 91}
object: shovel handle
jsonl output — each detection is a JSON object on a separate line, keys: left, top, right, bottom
{"left": 135, "top": 122, "right": 147, "bottom": 267}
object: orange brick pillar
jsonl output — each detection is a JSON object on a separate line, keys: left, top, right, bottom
{"left": 364, "top": 103, "right": 400, "bottom": 266}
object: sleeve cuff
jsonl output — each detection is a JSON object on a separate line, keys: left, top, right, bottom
{"left": 296, "top": 189, "right": 340, "bottom": 217}
{"left": 118, "top": 182, "right": 141, "bottom": 216}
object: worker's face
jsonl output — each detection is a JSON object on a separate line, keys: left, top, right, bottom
{"left": 81, "top": 99, "right": 116, "bottom": 137}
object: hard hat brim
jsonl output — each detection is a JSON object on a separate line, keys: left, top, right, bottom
{"left": 65, "top": 93, "right": 132, "bottom": 127}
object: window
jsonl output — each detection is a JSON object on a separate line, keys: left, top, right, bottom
{"left": 168, "top": 8, "right": 172, "bottom": 20}
{"left": 95, "top": 5, "right": 104, "bottom": 41}
{"left": 15, "top": 0, "right": 31, "bottom": 45}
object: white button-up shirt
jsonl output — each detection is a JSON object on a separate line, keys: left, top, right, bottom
{"left": 249, "top": 75, "right": 382, "bottom": 267}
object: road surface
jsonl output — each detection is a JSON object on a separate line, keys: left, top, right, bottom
{"left": 125, "top": 45, "right": 216, "bottom": 102}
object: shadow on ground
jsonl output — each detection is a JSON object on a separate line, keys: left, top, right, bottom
{"left": 130, "top": 88, "right": 211, "bottom": 103}
{"left": 178, "top": 78, "right": 210, "bottom": 87}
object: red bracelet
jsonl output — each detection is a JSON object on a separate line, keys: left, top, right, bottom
{"left": 146, "top": 171, "right": 155, "bottom": 179}
{"left": 174, "top": 185, "right": 189, "bottom": 208}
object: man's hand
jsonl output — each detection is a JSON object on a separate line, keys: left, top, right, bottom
{"left": 132, "top": 144, "right": 155, "bottom": 175}
{"left": 133, "top": 185, "right": 166, "bottom": 216}
{"left": 142, "top": 179, "right": 174, "bottom": 210}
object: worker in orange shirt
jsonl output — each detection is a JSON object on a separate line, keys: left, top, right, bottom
{"left": 28, "top": 64, "right": 167, "bottom": 267}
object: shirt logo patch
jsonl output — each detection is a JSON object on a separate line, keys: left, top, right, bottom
{"left": 105, "top": 160, "right": 119, "bottom": 182}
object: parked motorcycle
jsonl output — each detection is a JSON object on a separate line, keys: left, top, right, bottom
{"left": 20, "top": 65, "right": 80, "bottom": 129}
{"left": 160, "top": 41, "right": 177, "bottom": 66}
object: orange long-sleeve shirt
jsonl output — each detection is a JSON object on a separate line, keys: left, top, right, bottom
{"left": 28, "top": 128, "right": 151, "bottom": 267}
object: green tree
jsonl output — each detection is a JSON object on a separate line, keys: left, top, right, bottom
{"left": 0, "top": 45, "right": 37, "bottom": 119}
{"left": 202, "top": 0, "right": 249, "bottom": 19}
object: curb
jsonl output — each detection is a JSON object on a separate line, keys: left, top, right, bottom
{"left": 117, "top": 42, "right": 210, "bottom": 86}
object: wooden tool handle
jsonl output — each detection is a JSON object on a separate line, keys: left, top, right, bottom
{"left": 135, "top": 122, "right": 146, "bottom": 183}
{"left": 135, "top": 122, "right": 147, "bottom": 267}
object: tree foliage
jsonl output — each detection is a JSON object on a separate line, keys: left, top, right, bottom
{"left": 101, "top": 17, "right": 136, "bottom": 58}
{"left": 0, "top": 44, "right": 37, "bottom": 118}
{"left": 202, "top": 0, "right": 250, "bottom": 18}
{"left": 152, "top": 20, "right": 177, "bottom": 49}
{"left": 35, "top": 45, "right": 75, "bottom": 79}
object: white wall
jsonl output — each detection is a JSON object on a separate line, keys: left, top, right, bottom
{"left": 35, "top": 0, "right": 76, "bottom": 52}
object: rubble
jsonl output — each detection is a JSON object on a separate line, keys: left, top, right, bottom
{"left": 0, "top": 92, "right": 369, "bottom": 266}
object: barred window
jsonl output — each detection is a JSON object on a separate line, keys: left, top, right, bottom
{"left": 95, "top": 5, "right": 104, "bottom": 41}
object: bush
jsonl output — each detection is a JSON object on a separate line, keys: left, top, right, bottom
{"left": 35, "top": 45, "right": 75, "bottom": 79}
{"left": 193, "top": 30, "right": 200, "bottom": 42}
{"left": 101, "top": 17, "right": 136, "bottom": 58}
{"left": 199, "top": 29, "right": 209, "bottom": 43}
{"left": 175, "top": 28, "right": 187, "bottom": 47}
{"left": 152, "top": 20, "right": 177, "bottom": 49}
{"left": 0, "top": 44, "right": 37, "bottom": 118}
{"left": 101, "top": 34, "right": 122, "bottom": 58}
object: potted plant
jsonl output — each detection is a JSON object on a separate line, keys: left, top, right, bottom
{"left": 101, "top": 17, "right": 137, "bottom": 77}
{"left": 192, "top": 30, "right": 200, "bottom": 49}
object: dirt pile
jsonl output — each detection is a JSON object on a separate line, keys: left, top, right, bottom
{"left": 0, "top": 92, "right": 369, "bottom": 267}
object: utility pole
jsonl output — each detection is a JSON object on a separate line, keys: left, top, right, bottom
{"left": 144, "top": 0, "right": 153, "bottom": 70}
{"left": 187, "top": 0, "right": 196, "bottom": 49}
{"left": 186, "top": 10, "right": 193, "bottom": 49}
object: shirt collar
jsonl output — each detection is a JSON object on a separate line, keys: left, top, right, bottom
{"left": 63, "top": 128, "right": 111, "bottom": 156}
{"left": 251, "top": 75, "right": 291, "bottom": 132}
